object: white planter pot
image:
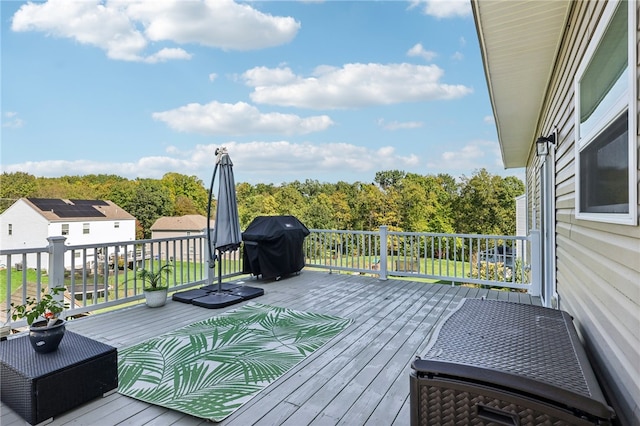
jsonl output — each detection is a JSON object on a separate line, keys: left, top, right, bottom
{"left": 144, "top": 288, "right": 168, "bottom": 308}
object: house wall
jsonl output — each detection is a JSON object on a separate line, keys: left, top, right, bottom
{"left": 527, "top": 1, "right": 640, "bottom": 424}
{"left": 51, "top": 218, "right": 136, "bottom": 268}
{"left": 0, "top": 199, "right": 136, "bottom": 269}
{"left": 0, "top": 199, "right": 50, "bottom": 267}
{"left": 515, "top": 195, "right": 526, "bottom": 258}
{"left": 150, "top": 230, "right": 206, "bottom": 262}
{"left": 50, "top": 218, "right": 136, "bottom": 246}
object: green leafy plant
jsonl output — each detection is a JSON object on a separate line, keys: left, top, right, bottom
{"left": 135, "top": 264, "right": 172, "bottom": 291}
{"left": 8, "top": 287, "right": 69, "bottom": 326}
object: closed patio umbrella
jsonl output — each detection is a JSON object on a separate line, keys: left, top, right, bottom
{"left": 171, "top": 147, "right": 263, "bottom": 309}
{"left": 210, "top": 148, "right": 242, "bottom": 254}
{"left": 172, "top": 148, "right": 264, "bottom": 309}
{"left": 205, "top": 147, "right": 243, "bottom": 306}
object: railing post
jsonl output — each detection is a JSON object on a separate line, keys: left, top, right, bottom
{"left": 47, "top": 236, "right": 66, "bottom": 317}
{"left": 379, "top": 226, "right": 388, "bottom": 280}
{"left": 529, "top": 230, "right": 541, "bottom": 297}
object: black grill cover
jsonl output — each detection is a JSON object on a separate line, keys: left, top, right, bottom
{"left": 242, "top": 215, "right": 310, "bottom": 279}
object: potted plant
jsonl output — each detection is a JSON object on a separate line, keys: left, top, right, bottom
{"left": 7, "top": 287, "right": 69, "bottom": 353}
{"left": 135, "top": 263, "right": 172, "bottom": 308}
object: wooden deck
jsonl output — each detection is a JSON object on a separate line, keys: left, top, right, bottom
{"left": 1, "top": 271, "right": 540, "bottom": 426}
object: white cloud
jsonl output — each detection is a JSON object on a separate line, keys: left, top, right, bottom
{"left": 4, "top": 141, "right": 421, "bottom": 184}
{"left": 2, "top": 112, "right": 25, "bottom": 128}
{"left": 451, "top": 51, "right": 464, "bottom": 61}
{"left": 124, "top": 0, "right": 299, "bottom": 50}
{"left": 410, "top": 0, "right": 472, "bottom": 19}
{"left": 243, "top": 63, "right": 472, "bottom": 109}
{"left": 428, "top": 140, "right": 503, "bottom": 172}
{"left": 483, "top": 115, "right": 495, "bottom": 124}
{"left": 11, "top": 0, "right": 300, "bottom": 62}
{"left": 208, "top": 73, "right": 218, "bottom": 82}
{"left": 189, "top": 141, "right": 421, "bottom": 180}
{"left": 377, "top": 119, "right": 424, "bottom": 130}
{"left": 407, "top": 43, "right": 437, "bottom": 61}
{"left": 152, "top": 101, "right": 334, "bottom": 136}
{"left": 144, "top": 48, "right": 192, "bottom": 64}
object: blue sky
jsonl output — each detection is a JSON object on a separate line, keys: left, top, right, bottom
{"left": 1, "top": 0, "right": 522, "bottom": 185}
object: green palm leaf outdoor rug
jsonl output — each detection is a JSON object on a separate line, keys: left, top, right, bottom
{"left": 117, "top": 302, "right": 353, "bottom": 422}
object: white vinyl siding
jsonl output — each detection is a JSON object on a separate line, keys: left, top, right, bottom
{"left": 525, "top": 1, "right": 639, "bottom": 424}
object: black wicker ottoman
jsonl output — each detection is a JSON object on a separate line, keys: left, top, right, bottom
{"left": 410, "top": 299, "right": 615, "bottom": 426}
{"left": 0, "top": 331, "right": 117, "bottom": 425}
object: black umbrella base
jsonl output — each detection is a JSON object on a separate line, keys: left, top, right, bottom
{"left": 172, "top": 289, "right": 210, "bottom": 303}
{"left": 228, "top": 286, "right": 264, "bottom": 300}
{"left": 200, "top": 283, "right": 240, "bottom": 292}
{"left": 192, "top": 292, "right": 243, "bottom": 309}
{"left": 172, "top": 284, "right": 264, "bottom": 308}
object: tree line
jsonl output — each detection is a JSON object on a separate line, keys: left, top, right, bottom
{"left": 0, "top": 169, "right": 524, "bottom": 239}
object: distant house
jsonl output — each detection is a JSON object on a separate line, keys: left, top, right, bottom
{"left": 150, "top": 215, "right": 211, "bottom": 262}
{"left": 0, "top": 198, "right": 136, "bottom": 269}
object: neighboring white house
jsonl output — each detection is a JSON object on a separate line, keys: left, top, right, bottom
{"left": 473, "top": 1, "right": 639, "bottom": 424}
{"left": 0, "top": 198, "right": 136, "bottom": 269}
{"left": 514, "top": 194, "right": 526, "bottom": 258}
{"left": 150, "top": 215, "right": 211, "bottom": 262}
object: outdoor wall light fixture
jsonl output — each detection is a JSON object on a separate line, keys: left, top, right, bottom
{"left": 536, "top": 132, "right": 556, "bottom": 157}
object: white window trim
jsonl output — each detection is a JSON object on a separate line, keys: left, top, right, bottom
{"left": 574, "top": 0, "right": 637, "bottom": 226}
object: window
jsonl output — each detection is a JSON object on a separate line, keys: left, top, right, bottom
{"left": 8, "top": 224, "right": 12, "bottom": 236}
{"left": 114, "top": 222, "right": 120, "bottom": 229}
{"left": 83, "top": 223, "right": 90, "bottom": 235}
{"left": 62, "top": 224, "right": 69, "bottom": 236}
{"left": 575, "top": 0, "right": 636, "bottom": 224}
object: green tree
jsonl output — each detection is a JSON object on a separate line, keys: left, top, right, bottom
{"left": 161, "top": 173, "right": 208, "bottom": 215}
{"left": 400, "top": 174, "right": 430, "bottom": 232}
{"left": 452, "top": 169, "right": 524, "bottom": 236}
{"left": 305, "top": 193, "right": 335, "bottom": 229}
{"left": 239, "top": 193, "right": 277, "bottom": 229}
{"left": 274, "top": 184, "right": 307, "bottom": 219}
{"left": 375, "top": 170, "right": 405, "bottom": 190}
{"left": 121, "top": 179, "right": 174, "bottom": 238}
{"left": 0, "top": 172, "right": 37, "bottom": 211}
{"left": 353, "top": 183, "right": 387, "bottom": 230}
{"left": 329, "top": 191, "right": 352, "bottom": 230}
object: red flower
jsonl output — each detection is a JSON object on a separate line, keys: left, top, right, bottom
{"left": 44, "top": 311, "right": 55, "bottom": 319}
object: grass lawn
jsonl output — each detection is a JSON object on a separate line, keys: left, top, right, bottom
{"left": 0, "top": 268, "right": 46, "bottom": 303}
{"left": 0, "top": 259, "right": 242, "bottom": 304}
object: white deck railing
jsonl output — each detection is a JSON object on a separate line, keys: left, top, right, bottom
{"left": 1, "top": 228, "right": 540, "bottom": 329}
{"left": 305, "top": 227, "right": 540, "bottom": 292}
{"left": 1, "top": 235, "right": 243, "bottom": 328}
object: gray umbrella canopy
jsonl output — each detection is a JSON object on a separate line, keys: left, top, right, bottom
{"left": 212, "top": 148, "right": 242, "bottom": 253}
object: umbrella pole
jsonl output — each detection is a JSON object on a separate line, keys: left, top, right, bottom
{"left": 218, "top": 250, "right": 223, "bottom": 292}
{"left": 207, "top": 162, "right": 219, "bottom": 268}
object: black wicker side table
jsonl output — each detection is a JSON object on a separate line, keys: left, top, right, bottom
{"left": 0, "top": 331, "right": 117, "bottom": 425}
{"left": 410, "top": 299, "right": 615, "bottom": 426}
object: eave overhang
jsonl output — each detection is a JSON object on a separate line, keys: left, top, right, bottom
{"left": 471, "top": 0, "right": 571, "bottom": 168}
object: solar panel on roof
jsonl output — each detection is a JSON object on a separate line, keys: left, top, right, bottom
{"left": 28, "top": 198, "right": 107, "bottom": 218}
{"left": 29, "top": 198, "right": 66, "bottom": 210}
{"left": 70, "top": 199, "right": 109, "bottom": 206}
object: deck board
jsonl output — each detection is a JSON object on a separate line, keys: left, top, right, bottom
{"left": 1, "top": 271, "right": 540, "bottom": 426}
